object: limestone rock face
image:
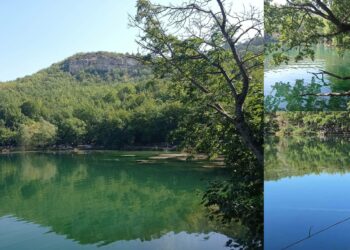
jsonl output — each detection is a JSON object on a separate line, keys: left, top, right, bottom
{"left": 60, "top": 52, "right": 143, "bottom": 77}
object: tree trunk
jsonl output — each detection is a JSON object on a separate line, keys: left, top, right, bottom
{"left": 234, "top": 109, "right": 263, "bottom": 166}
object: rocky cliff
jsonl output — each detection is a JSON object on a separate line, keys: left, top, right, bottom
{"left": 59, "top": 52, "right": 146, "bottom": 79}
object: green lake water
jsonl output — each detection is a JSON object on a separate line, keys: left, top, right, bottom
{"left": 265, "top": 137, "right": 350, "bottom": 249}
{"left": 0, "top": 151, "right": 238, "bottom": 250}
{"left": 265, "top": 46, "right": 350, "bottom": 111}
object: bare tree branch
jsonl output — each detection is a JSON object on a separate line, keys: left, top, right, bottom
{"left": 312, "top": 70, "right": 350, "bottom": 81}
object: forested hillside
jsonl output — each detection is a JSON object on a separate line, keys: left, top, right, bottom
{"left": 0, "top": 52, "right": 185, "bottom": 148}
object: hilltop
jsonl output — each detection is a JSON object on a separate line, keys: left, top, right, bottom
{"left": 60, "top": 52, "right": 140, "bottom": 74}
{"left": 1, "top": 52, "right": 150, "bottom": 85}
{"left": 58, "top": 52, "right": 151, "bottom": 81}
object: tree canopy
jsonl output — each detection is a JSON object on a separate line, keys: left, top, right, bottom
{"left": 132, "top": 0, "right": 264, "bottom": 165}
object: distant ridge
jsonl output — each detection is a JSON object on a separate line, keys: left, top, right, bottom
{"left": 0, "top": 52, "right": 149, "bottom": 84}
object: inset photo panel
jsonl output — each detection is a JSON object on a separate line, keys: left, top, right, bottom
{"left": 264, "top": 0, "right": 350, "bottom": 111}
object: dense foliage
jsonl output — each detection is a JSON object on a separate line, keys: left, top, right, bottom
{"left": 265, "top": 111, "right": 350, "bottom": 136}
{"left": 0, "top": 53, "right": 185, "bottom": 149}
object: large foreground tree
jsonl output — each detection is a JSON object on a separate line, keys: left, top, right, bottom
{"left": 131, "top": 0, "right": 264, "bottom": 165}
{"left": 131, "top": 0, "right": 264, "bottom": 248}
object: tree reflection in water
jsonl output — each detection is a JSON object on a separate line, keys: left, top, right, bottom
{"left": 265, "top": 136, "right": 350, "bottom": 181}
{"left": 265, "top": 78, "right": 349, "bottom": 111}
{"left": 0, "top": 152, "right": 248, "bottom": 249}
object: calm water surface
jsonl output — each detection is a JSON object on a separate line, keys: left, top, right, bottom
{"left": 0, "top": 151, "right": 238, "bottom": 250}
{"left": 265, "top": 137, "right": 350, "bottom": 249}
{"left": 265, "top": 46, "right": 350, "bottom": 111}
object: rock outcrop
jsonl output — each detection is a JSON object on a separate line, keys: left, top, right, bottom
{"left": 60, "top": 52, "right": 144, "bottom": 78}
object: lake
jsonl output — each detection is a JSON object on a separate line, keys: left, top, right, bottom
{"left": 265, "top": 137, "right": 350, "bottom": 249}
{"left": 0, "top": 151, "right": 240, "bottom": 250}
{"left": 265, "top": 46, "right": 350, "bottom": 111}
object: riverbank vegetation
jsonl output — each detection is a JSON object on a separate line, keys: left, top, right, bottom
{"left": 265, "top": 111, "right": 350, "bottom": 136}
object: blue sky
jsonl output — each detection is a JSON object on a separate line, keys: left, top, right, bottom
{"left": 0, "top": 0, "right": 262, "bottom": 81}
{"left": 0, "top": 0, "right": 143, "bottom": 81}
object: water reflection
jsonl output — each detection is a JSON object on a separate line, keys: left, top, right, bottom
{"left": 265, "top": 46, "right": 350, "bottom": 111}
{"left": 0, "top": 152, "right": 241, "bottom": 249}
{"left": 265, "top": 137, "right": 350, "bottom": 249}
{"left": 265, "top": 78, "right": 349, "bottom": 111}
{"left": 265, "top": 136, "right": 350, "bottom": 180}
